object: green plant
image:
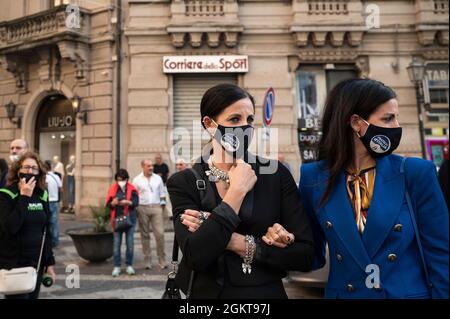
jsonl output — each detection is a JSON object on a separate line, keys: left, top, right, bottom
{"left": 89, "top": 206, "right": 111, "bottom": 233}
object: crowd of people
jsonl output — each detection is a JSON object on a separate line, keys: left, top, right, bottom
{"left": 0, "top": 80, "right": 448, "bottom": 299}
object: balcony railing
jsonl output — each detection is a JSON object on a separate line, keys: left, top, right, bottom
{"left": 0, "top": 5, "right": 89, "bottom": 51}
{"left": 307, "top": 0, "right": 349, "bottom": 15}
{"left": 167, "top": 0, "right": 242, "bottom": 48}
{"left": 433, "top": 0, "right": 449, "bottom": 14}
{"left": 185, "top": 0, "right": 225, "bottom": 17}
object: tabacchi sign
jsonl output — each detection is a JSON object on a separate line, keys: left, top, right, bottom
{"left": 163, "top": 55, "right": 249, "bottom": 73}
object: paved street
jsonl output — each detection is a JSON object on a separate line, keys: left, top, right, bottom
{"left": 34, "top": 213, "right": 324, "bottom": 299}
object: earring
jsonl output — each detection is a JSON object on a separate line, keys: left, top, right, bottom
{"left": 355, "top": 131, "right": 361, "bottom": 138}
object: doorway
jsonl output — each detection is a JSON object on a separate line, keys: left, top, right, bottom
{"left": 35, "top": 94, "right": 76, "bottom": 212}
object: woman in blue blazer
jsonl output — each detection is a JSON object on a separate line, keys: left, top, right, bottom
{"left": 298, "top": 78, "right": 448, "bottom": 299}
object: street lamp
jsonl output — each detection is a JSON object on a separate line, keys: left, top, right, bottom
{"left": 4, "top": 101, "right": 16, "bottom": 121}
{"left": 407, "top": 58, "right": 427, "bottom": 159}
{"left": 71, "top": 94, "right": 87, "bottom": 124}
{"left": 4, "top": 101, "right": 21, "bottom": 128}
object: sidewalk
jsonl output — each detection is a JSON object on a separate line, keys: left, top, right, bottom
{"left": 39, "top": 213, "right": 173, "bottom": 299}
{"left": 14, "top": 213, "right": 323, "bottom": 299}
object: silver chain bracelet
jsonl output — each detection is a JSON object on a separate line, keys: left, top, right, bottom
{"left": 242, "top": 235, "right": 256, "bottom": 274}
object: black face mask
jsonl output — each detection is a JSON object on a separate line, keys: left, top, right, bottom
{"left": 18, "top": 173, "right": 39, "bottom": 183}
{"left": 211, "top": 120, "right": 254, "bottom": 159}
{"left": 358, "top": 118, "right": 402, "bottom": 158}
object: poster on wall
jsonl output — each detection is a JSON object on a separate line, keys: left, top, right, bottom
{"left": 426, "top": 137, "right": 449, "bottom": 168}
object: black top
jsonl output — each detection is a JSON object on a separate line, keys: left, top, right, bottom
{"left": 18, "top": 191, "right": 47, "bottom": 267}
{"left": 0, "top": 183, "right": 55, "bottom": 270}
{"left": 438, "top": 159, "right": 449, "bottom": 212}
{"left": 166, "top": 154, "right": 315, "bottom": 299}
{"left": 154, "top": 163, "right": 169, "bottom": 184}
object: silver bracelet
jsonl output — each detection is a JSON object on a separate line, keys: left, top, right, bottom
{"left": 242, "top": 235, "right": 256, "bottom": 274}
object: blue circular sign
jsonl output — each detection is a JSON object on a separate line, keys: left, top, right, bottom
{"left": 263, "top": 88, "right": 275, "bottom": 126}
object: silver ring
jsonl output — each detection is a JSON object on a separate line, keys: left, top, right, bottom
{"left": 198, "top": 211, "right": 206, "bottom": 223}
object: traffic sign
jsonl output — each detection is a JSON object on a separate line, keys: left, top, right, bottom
{"left": 262, "top": 87, "right": 275, "bottom": 126}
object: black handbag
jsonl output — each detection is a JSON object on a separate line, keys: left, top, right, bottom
{"left": 162, "top": 237, "right": 182, "bottom": 299}
{"left": 162, "top": 168, "right": 204, "bottom": 299}
{"left": 114, "top": 214, "right": 132, "bottom": 232}
{"left": 162, "top": 237, "right": 195, "bottom": 299}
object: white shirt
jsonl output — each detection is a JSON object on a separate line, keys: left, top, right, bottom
{"left": 132, "top": 173, "right": 165, "bottom": 205}
{"left": 46, "top": 172, "right": 62, "bottom": 202}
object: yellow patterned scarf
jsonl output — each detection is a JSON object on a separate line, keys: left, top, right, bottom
{"left": 345, "top": 166, "right": 376, "bottom": 235}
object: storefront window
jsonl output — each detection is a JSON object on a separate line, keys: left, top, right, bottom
{"left": 423, "top": 62, "right": 449, "bottom": 167}
{"left": 35, "top": 95, "right": 76, "bottom": 212}
{"left": 296, "top": 65, "right": 357, "bottom": 163}
{"left": 424, "top": 62, "right": 449, "bottom": 109}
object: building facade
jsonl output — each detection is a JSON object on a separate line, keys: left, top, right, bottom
{"left": 0, "top": 0, "right": 448, "bottom": 217}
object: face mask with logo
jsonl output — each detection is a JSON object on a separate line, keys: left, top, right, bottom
{"left": 9, "top": 154, "right": 20, "bottom": 162}
{"left": 358, "top": 117, "right": 402, "bottom": 158}
{"left": 210, "top": 119, "right": 254, "bottom": 159}
{"left": 18, "top": 173, "right": 39, "bottom": 183}
{"left": 118, "top": 181, "right": 127, "bottom": 189}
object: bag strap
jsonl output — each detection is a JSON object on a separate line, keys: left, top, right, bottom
{"left": 169, "top": 167, "right": 206, "bottom": 297}
{"left": 36, "top": 228, "right": 47, "bottom": 272}
{"left": 171, "top": 167, "right": 207, "bottom": 263}
{"left": 171, "top": 235, "right": 179, "bottom": 263}
{"left": 401, "top": 157, "right": 432, "bottom": 290}
{"left": 189, "top": 167, "right": 207, "bottom": 200}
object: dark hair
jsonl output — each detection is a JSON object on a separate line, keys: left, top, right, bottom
{"left": 7, "top": 151, "right": 47, "bottom": 190}
{"left": 200, "top": 83, "right": 255, "bottom": 128}
{"left": 44, "top": 160, "right": 52, "bottom": 171}
{"left": 318, "top": 78, "right": 396, "bottom": 206}
{"left": 115, "top": 169, "right": 129, "bottom": 181}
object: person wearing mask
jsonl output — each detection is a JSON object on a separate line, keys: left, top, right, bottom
{"left": 299, "top": 78, "right": 448, "bottom": 298}
{"left": 0, "top": 152, "right": 56, "bottom": 299}
{"left": 106, "top": 169, "right": 139, "bottom": 277}
{"left": 132, "top": 160, "right": 167, "bottom": 270}
{"left": 167, "top": 84, "right": 315, "bottom": 299}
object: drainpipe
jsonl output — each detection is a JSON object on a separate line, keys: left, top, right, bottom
{"left": 115, "top": 0, "right": 122, "bottom": 173}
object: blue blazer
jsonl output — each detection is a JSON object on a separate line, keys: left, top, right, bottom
{"left": 299, "top": 154, "right": 449, "bottom": 299}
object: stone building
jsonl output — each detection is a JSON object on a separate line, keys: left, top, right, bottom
{"left": 0, "top": 0, "right": 448, "bottom": 216}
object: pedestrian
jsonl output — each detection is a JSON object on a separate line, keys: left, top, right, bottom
{"left": 9, "top": 139, "right": 29, "bottom": 164}
{"left": 106, "top": 169, "right": 139, "bottom": 277}
{"left": 132, "top": 160, "right": 167, "bottom": 269}
{"left": 166, "top": 83, "right": 315, "bottom": 299}
{"left": 44, "top": 160, "right": 62, "bottom": 248}
{"left": 0, "top": 151, "right": 56, "bottom": 299}
{"left": 175, "top": 158, "right": 188, "bottom": 172}
{"left": 153, "top": 153, "right": 169, "bottom": 184}
{"left": 299, "top": 78, "right": 449, "bottom": 298}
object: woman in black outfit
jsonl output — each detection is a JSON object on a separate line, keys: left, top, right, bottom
{"left": 167, "top": 84, "right": 315, "bottom": 299}
{"left": 0, "top": 152, "right": 56, "bottom": 299}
